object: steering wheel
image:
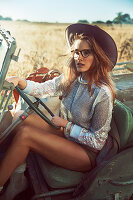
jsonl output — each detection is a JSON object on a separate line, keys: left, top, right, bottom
{"left": 15, "top": 86, "right": 60, "bottom": 129}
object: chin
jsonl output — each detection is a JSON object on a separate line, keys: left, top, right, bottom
{"left": 77, "top": 68, "right": 86, "bottom": 72}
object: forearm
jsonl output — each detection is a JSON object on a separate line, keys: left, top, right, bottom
{"left": 69, "top": 124, "right": 108, "bottom": 150}
{"left": 22, "top": 74, "right": 63, "bottom": 98}
{"left": 17, "top": 78, "right": 27, "bottom": 90}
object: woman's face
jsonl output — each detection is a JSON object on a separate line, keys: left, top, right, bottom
{"left": 72, "top": 39, "right": 94, "bottom": 74}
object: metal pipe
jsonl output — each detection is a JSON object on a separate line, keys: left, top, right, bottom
{"left": 115, "top": 61, "right": 133, "bottom": 65}
{"left": 109, "top": 179, "right": 133, "bottom": 186}
{"left": 31, "top": 188, "right": 75, "bottom": 200}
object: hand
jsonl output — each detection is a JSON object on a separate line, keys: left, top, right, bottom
{"left": 51, "top": 116, "right": 68, "bottom": 128}
{"left": 6, "top": 76, "right": 20, "bottom": 87}
{"left": 2, "top": 77, "right": 20, "bottom": 96}
{"left": 6, "top": 76, "right": 27, "bottom": 90}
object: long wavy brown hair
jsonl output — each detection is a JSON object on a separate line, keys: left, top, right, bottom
{"left": 63, "top": 34, "right": 116, "bottom": 101}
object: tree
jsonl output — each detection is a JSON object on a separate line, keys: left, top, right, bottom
{"left": 113, "top": 12, "right": 132, "bottom": 24}
{"left": 0, "top": 15, "right": 3, "bottom": 20}
{"left": 92, "top": 20, "right": 105, "bottom": 24}
{"left": 122, "top": 14, "right": 131, "bottom": 23}
{"left": 106, "top": 20, "right": 113, "bottom": 26}
{"left": 4, "top": 17, "right": 12, "bottom": 21}
{"left": 113, "top": 12, "right": 123, "bottom": 24}
{"left": 77, "top": 20, "right": 89, "bottom": 24}
{"left": 0, "top": 15, "right": 12, "bottom": 21}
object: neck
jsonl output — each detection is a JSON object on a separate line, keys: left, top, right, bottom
{"left": 81, "top": 72, "right": 87, "bottom": 80}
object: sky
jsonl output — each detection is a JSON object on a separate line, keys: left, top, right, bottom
{"left": 0, "top": 0, "right": 133, "bottom": 23}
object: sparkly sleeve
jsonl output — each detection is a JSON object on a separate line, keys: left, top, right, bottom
{"left": 22, "top": 74, "right": 63, "bottom": 98}
{"left": 70, "top": 88, "right": 113, "bottom": 150}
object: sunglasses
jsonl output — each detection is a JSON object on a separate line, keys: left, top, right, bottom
{"left": 71, "top": 49, "right": 92, "bottom": 58}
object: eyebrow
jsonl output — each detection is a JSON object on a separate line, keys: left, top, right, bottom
{"left": 73, "top": 48, "right": 91, "bottom": 51}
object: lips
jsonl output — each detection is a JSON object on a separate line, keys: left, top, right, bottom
{"left": 77, "top": 63, "right": 84, "bottom": 67}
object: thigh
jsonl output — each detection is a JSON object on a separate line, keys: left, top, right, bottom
{"left": 23, "top": 126, "right": 92, "bottom": 172}
{"left": 14, "top": 111, "right": 64, "bottom": 137}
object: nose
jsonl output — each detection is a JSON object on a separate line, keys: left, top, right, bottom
{"left": 77, "top": 52, "right": 83, "bottom": 60}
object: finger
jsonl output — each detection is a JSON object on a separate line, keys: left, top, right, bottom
{"left": 51, "top": 117, "right": 54, "bottom": 122}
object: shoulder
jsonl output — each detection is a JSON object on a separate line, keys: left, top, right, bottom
{"left": 54, "top": 73, "right": 64, "bottom": 85}
{"left": 93, "top": 84, "right": 112, "bottom": 101}
{"left": 100, "top": 85, "right": 112, "bottom": 98}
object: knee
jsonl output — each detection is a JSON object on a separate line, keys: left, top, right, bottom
{"left": 13, "top": 126, "right": 31, "bottom": 145}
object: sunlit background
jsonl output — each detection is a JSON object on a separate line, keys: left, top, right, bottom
{"left": 0, "top": 0, "right": 133, "bottom": 77}
{"left": 0, "top": 0, "right": 133, "bottom": 23}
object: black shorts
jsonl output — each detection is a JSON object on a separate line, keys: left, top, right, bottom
{"left": 81, "top": 144, "right": 98, "bottom": 168}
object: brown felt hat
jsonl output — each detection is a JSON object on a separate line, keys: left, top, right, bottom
{"left": 65, "top": 23, "right": 117, "bottom": 67}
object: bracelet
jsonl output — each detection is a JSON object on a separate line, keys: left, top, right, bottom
{"left": 65, "top": 122, "right": 72, "bottom": 133}
{"left": 64, "top": 122, "right": 72, "bottom": 137}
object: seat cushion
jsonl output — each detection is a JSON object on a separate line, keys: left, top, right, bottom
{"left": 113, "top": 99, "right": 133, "bottom": 149}
{"left": 35, "top": 153, "right": 84, "bottom": 189}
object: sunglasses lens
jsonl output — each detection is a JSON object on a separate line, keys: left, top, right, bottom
{"left": 82, "top": 50, "right": 91, "bottom": 57}
{"left": 71, "top": 49, "right": 92, "bottom": 58}
{"left": 74, "top": 50, "right": 79, "bottom": 57}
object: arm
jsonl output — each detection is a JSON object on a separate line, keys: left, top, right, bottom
{"left": 22, "top": 74, "right": 63, "bottom": 98}
{"left": 69, "top": 91, "right": 113, "bottom": 150}
{"left": 7, "top": 74, "right": 63, "bottom": 98}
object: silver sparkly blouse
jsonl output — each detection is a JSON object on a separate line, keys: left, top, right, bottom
{"left": 23, "top": 74, "right": 113, "bottom": 151}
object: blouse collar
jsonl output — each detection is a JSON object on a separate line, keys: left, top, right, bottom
{"left": 78, "top": 75, "right": 88, "bottom": 85}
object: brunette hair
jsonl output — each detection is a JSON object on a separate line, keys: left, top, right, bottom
{"left": 63, "top": 34, "right": 115, "bottom": 101}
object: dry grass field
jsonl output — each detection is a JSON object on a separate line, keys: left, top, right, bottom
{"left": 0, "top": 21, "right": 133, "bottom": 78}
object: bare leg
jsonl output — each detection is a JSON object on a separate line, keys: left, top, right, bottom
{"left": 0, "top": 122, "right": 91, "bottom": 186}
{"left": 0, "top": 110, "right": 64, "bottom": 185}
{"left": 13, "top": 110, "right": 64, "bottom": 137}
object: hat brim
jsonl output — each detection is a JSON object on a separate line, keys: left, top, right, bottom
{"left": 65, "top": 23, "right": 117, "bottom": 67}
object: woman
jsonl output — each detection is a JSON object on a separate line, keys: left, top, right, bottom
{"left": 0, "top": 23, "right": 117, "bottom": 199}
